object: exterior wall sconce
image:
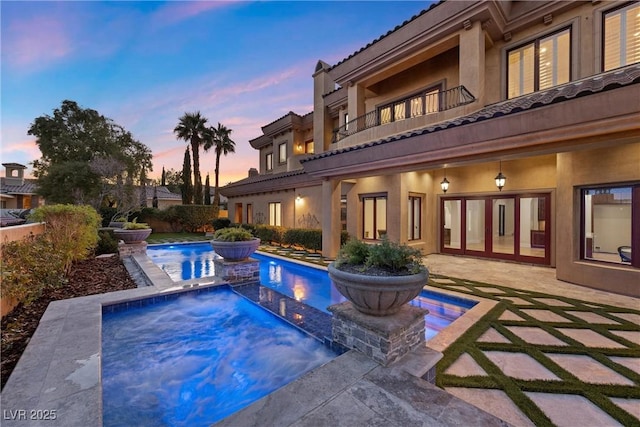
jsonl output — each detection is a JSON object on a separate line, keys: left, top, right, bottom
{"left": 495, "top": 161, "right": 506, "bottom": 191}
{"left": 296, "top": 194, "right": 302, "bottom": 202}
{"left": 440, "top": 169, "right": 450, "bottom": 193}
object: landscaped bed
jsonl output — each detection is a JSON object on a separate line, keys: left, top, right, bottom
{"left": 1, "top": 254, "right": 137, "bottom": 389}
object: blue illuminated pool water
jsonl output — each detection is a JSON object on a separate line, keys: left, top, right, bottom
{"left": 148, "top": 242, "right": 477, "bottom": 340}
{"left": 102, "top": 287, "right": 336, "bottom": 426}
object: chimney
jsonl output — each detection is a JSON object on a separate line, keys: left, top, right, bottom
{"left": 248, "top": 168, "right": 259, "bottom": 177}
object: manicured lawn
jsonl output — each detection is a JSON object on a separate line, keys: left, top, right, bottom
{"left": 146, "top": 232, "right": 209, "bottom": 244}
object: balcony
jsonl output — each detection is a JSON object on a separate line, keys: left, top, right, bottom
{"left": 332, "top": 85, "right": 475, "bottom": 144}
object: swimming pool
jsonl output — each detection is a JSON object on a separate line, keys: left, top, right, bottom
{"left": 102, "top": 287, "right": 336, "bottom": 426}
{"left": 148, "top": 242, "right": 477, "bottom": 340}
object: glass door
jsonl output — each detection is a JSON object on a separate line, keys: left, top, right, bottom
{"left": 465, "top": 199, "right": 486, "bottom": 254}
{"left": 492, "top": 198, "right": 515, "bottom": 257}
{"left": 441, "top": 194, "right": 550, "bottom": 265}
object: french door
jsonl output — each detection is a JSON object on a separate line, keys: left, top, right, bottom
{"left": 441, "top": 194, "right": 550, "bottom": 265}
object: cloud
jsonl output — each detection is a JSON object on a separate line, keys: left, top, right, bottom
{"left": 150, "top": 1, "right": 238, "bottom": 29}
{"left": 2, "top": 16, "right": 72, "bottom": 69}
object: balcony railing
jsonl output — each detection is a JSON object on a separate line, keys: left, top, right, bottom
{"left": 332, "top": 85, "right": 475, "bottom": 143}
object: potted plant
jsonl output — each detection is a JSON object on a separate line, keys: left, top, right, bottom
{"left": 113, "top": 218, "right": 152, "bottom": 243}
{"left": 211, "top": 227, "right": 260, "bottom": 261}
{"left": 327, "top": 238, "right": 429, "bottom": 316}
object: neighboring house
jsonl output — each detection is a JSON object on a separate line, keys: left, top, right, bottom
{"left": 145, "top": 185, "right": 183, "bottom": 210}
{"left": 0, "top": 163, "right": 43, "bottom": 209}
{"left": 224, "top": 0, "right": 640, "bottom": 297}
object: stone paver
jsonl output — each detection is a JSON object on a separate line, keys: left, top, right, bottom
{"left": 520, "top": 309, "right": 570, "bottom": 322}
{"left": 565, "top": 311, "right": 622, "bottom": 324}
{"left": 483, "top": 351, "right": 561, "bottom": 381}
{"left": 477, "top": 327, "right": 511, "bottom": 343}
{"left": 610, "top": 330, "right": 640, "bottom": 346}
{"left": 525, "top": 392, "right": 623, "bottom": 427}
{"left": 545, "top": 353, "right": 635, "bottom": 385}
{"left": 499, "top": 310, "right": 525, "bottom": 321}
{"left": 505, "top": 326, "right": 569, "bottom": 346}
{"left": 557, "top": 328, "right": 629, "bottom": 348}
{"left": 446, "top": 387, "right": 536, "bottom": 427}
{"left": 444, "top": 353, "right": 487, "bottom": 376}
{"left": 609, "top": 356, "right": 640, "bottom": 375}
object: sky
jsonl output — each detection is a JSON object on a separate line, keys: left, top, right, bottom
{"left": 1, "top": 0, "right": 430, "bottom": 185}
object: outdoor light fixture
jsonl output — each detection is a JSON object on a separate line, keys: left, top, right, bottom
{"left": 495, "top": 161, "right": 506, "bottom": 191}
{"left": 440, "top": 169, "right": 450, "bottom": 193}
{"left": 296, "top": 194, "right": 302, "bottom": 202}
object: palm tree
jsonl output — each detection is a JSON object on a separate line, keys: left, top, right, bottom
{"left": 204, "top": 123, "right": 235, "bottom": 216}
{"left": 174, "top": 112, "right": 208, "bottom": 204}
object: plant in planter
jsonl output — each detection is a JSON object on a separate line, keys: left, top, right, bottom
{"left": 328, "top": 238, "right": 429, "bottom": 316}
{"left": 113, "top": 218, "right": 152, "bottom": 243}
{"left": 211, "top": 227, "right": 260, "bottom": 261}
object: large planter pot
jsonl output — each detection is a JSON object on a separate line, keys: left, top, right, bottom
{"left": 211, "top": 238, "right": 260, "bottom": 261}
{"left": 328, "top": 263, "right": 429, "bottom": 316}
{"left": 113, "top": 228, "right": 152, "bottom": 244}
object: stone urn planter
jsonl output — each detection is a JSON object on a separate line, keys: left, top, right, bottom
{"left": 211, "top": 238, "right": 260, "bottom": 261}
{"left": 210, "top": 227, "right": 260, "bottom": 261}
{"left": 113, "top": 228, "right": 152, "bottom": 244}
{"left": 328, "top": 238, "right": 429, "bottom": 316}
{"left": 328, "top": 264, "right": 428, "bottom": 316}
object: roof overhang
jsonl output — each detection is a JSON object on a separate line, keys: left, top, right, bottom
{"left": 302, "top": 82, "right": 640, "bottom": 180}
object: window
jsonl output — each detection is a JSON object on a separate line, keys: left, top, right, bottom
{"left": 603, "top": 3, "right": 640, "bottom": 71}
{"left": 269, "top": 202, "right": 282, "bottom": 226}
{"left": 507, "top": 28, "right": 571, "bottom": 98}
{"left": 305, "top": 140, "right": 314, "bottom": 154}
{"left": 408, "top": 195, "right": 422, "bottom": 240}
{"left": 362, "top": 195, "right": 387, "bottom": 240}
{"left": 279, "top": 143, "right": 287, "bottom": 164}
{"left": 266, "top": 153, "right": 273, "bottom": 171}
{"left": 582, "top": 184, "right": 638, "bottom": 267}
{"left": 246, "top": 204, "right": 253, "bottom": 224}
{"left": 344, "top": 113, "right": 349, "bottom": 131}
{"left": 378, "top": 85, "right": 441, "bottom": 125}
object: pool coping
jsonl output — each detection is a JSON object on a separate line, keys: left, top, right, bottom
{"left": 0, "top": 251, "right": 502, "bottom": 427}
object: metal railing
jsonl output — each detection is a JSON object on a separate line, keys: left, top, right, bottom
{"left": 332, "top": 85, "right": 475, "bottom": 143}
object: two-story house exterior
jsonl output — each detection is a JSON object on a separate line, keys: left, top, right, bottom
{"left": 222, "top": 0, "right": 640, "bottom": 297}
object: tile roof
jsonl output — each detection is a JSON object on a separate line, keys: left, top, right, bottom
{"left": 0, "top": 178, "right": 39, "bottom": 195}
{"left": 328, "top": 1, "right": 444, "bottom": 71}
{"left": 303, "top": 64, "right": 640, "bottom": 163}
{"left": 222, "top": 169, "right": 308, "bottom": 189}
{"left": 145, "top": 186, "right": 182, "bottom": 200}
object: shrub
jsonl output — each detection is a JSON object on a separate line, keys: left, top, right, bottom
{"left": 96, "top": 230, "right": 118, "bottom": 255}
{"left": 335, "top": 239, "right": 369, "bottom": 267}
{"left": 166, "top": 205, "right": 215, "bottom": 232}
{"left": 122, "top": 217, "right": 150, "bottom": 230}
{"left": 253, "top": 224, "right": 285, "bottom": 244}
{"left": 29, "top": 204, "right": 101, "bottom": 274}
{"left": 335, "top": 237, "right": 425, "bottom": 275}
{"left": 283, "top": 228, "right": 322, "bottom": 252}
{"left": 0, "top": 234, "right": 66, "bottom": 305}
{"left": 213, "top": 227, "right": 254, "bottom": 242}
{"left": 212, "top": 217, "right": 231, "bottom": 230}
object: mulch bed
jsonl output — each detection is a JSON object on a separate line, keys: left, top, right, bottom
{"left": 1, "top": 254, "right": 137, "bottom": 389}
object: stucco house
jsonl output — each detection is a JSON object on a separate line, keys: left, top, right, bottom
{"left": 221, "top": 0, "right": 640, "bottom": 297}
{"left": 0, "top": 163, "right": 43, "bottom": 209}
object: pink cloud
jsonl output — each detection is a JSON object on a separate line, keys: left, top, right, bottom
{"left": 3, "top": 16, "right": 72, "bottom": 69}
{"left": 151, "top": 1, "right": 236, "bottom": 28}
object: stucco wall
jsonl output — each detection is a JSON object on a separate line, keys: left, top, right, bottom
{"left": 556, "top": 143, "right": 640, "bottom": 297}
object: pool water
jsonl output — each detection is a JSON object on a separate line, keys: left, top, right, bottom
{"left": 102, "top": 288, "right": 336, "bottom": 427}
{"left": 148, "top": 243, "right": 477, "bottom": 340}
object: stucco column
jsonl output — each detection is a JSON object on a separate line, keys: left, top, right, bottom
{"left": 322, "top": 179, "right": 341, "bottom": 259}
{"left": 347, "top": 83, "right": 366, "bottom": 133}
{"left": 459, "top": 21, "right": 485, "bottom": 103}
{"left": 313, "top": 60, "right": 336, "bottom": 152}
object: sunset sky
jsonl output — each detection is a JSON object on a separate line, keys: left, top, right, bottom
{"left": 1, "top": 1, "right": 429, "bottom": 184}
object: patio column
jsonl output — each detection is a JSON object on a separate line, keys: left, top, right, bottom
{"left": 347, "top": 82, "right": 366, "bottom": 133}
{"left": 459, "top": 20, "right": 485, "bottom": 104}
{"left": 322, "top": 178, "right": 341, "bottom": 259}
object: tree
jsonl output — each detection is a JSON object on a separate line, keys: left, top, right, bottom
{"left": 181, "top": 148, "right": 193, "bottom": 204}
{"left": 161, "top": 166, "right": 166, "bottom": 186}
{"left": 28, "top": 100, "right": 152, "bottom": 208}
{"left": 204, "top": 123, "right": 235, "bottom": 216}
{"left": 204, "top": 174, "right": 211, "bottom": 205}
{"left": 174, "top": 112, "right": 207, "bottom": 207}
